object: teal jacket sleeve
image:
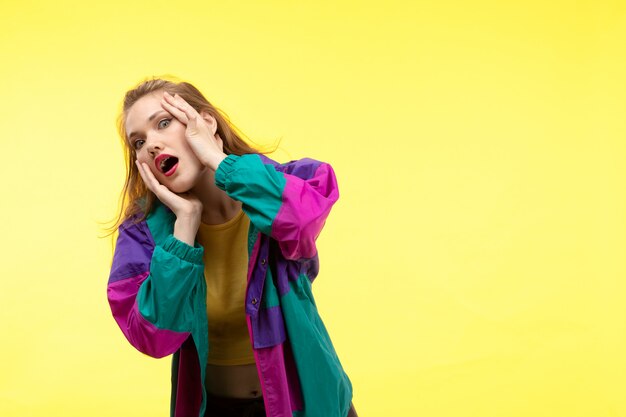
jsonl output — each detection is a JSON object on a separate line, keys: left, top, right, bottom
{"left": 137, "top": 234, "right": 205, "bottom": 332}
{"left": 214, "top": 154, "right": 339, "bottom": 260}
{"left": 107, "top": 218, "right": 206, "bottom": 358}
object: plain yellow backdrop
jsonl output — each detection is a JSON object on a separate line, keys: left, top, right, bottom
{"left": 1, "top": 1, "right": 625, "bottom": 416}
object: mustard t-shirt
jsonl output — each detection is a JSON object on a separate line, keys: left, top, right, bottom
{"left": 196, "top": 210, "right": 255, "bottom": 365}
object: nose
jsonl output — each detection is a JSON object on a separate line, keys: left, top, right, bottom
{"left": 146, "top": 135, "right": 164, "bottom": 158}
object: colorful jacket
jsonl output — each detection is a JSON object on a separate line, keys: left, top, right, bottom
{"left": 107, "top": 154, "right": 353, "bottom": 417}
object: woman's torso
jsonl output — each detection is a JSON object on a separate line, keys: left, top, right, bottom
{"left": 205, "top": 363, "right": 262, "bottom": 398}
{"left": 197, "top": 211, "right": 262, "bottom": 399}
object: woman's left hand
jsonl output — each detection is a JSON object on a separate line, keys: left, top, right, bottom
{"left": 161, "top": 91, "right": 227, "bottom": 171}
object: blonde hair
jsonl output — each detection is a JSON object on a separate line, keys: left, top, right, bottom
{"left": 107, "top": 77, "right": 268, "bottom": 234}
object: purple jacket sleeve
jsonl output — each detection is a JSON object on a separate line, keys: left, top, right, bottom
{"left": 107, "top": 218, "right": 196, "bottom": 358}
{"left": 215, "top": 154, "right": 339, "bottom": 260}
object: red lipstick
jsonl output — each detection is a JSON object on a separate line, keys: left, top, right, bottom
{"left": 155, "top": 154, "right": 179, "bottom": 177}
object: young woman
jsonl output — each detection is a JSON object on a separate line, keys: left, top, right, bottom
{"left": 106, "top": 78, "right": 357, "bottom": 417}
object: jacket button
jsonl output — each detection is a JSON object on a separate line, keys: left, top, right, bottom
{"left": 251, "top": 298, "right": 258, "bottom": 305}
{"left": 260, "top": 258, "right": 266, "bottom": 265}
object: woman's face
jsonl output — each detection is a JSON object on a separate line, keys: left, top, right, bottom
{"left": 125, "top": 91, "right": 206, "bottom": 193}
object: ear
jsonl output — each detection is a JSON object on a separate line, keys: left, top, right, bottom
{"left": 200, "top": 111, "right": 218, "bottom": 136}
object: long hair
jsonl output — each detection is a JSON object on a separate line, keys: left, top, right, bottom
{"left": 106, "top": 77, "right": 268, "bottom": 235}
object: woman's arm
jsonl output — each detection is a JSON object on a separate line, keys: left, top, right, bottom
{"left": 158, "top": 92, "right": 339, "bottom": 260}
{"left": 107, "top": 217, "right": 204, "bottom": 358}
{"left": 214, "top": 154, "right": 339, "bottom": 260}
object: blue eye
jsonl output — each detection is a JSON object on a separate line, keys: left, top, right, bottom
{"left": 158, "top": 119, "right": 171, "bottom": 129}
{"left": 133, "top": 139, "right": 145, "bottom": 150}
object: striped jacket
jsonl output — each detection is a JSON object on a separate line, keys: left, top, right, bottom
{"left": 107, "top": 154, "right": 353, "bottom": 417}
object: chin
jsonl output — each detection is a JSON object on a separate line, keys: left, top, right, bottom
{"left": 167, "top": 179, "right": 195, "bottom": 194}
{"left": 165, "top": 168, "right": 206, "bottom": 194}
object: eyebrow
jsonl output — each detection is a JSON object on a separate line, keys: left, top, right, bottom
{"left": 127, "top": 110, "right": 168, "bottom": 140}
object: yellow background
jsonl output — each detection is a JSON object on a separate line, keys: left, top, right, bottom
{"left": 1, "top": 1, "right": 625, "bottom": 416}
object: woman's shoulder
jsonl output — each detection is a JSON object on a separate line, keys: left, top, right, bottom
{"left": 119, "top": 200, "right": 175, "bottom": 245}
{"left": 257, "top": 154, "right": 333, "bottom": 179}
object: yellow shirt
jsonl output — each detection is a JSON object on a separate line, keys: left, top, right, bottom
{"left": 197, "top": 210, "right": 255, "bottom": 365}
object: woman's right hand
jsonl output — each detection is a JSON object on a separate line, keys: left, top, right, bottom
{"left": 136, "top": 160, "right": 202, "bottom": 245}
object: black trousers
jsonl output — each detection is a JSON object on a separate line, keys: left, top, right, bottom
{"left": 204, "top": 394, "right": 358, "bottom": 417}
{"left": 204, "top": 393, "right": 266, "bottom": 417}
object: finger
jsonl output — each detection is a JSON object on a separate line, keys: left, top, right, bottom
{"left": 136, "top": 161, "right": 161, "bottom": 194}
{"left": 187, "top": 112, "right": 198, "bottom": 131}
{"left": 136, "top": 160, "right": 147, "bottom": 181}
{"left": 164, "top": 92, "right": 201, "bottom": 121}
{"left": 161, "top": 98, "right": 189, "bottom": 125}
{"left": 135, "top": 160, "right": 152, "bottom": 189}
{"left": 140, "top": 163, "right": 177, "bottom": 204}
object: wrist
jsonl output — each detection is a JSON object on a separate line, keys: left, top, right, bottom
{"left": 203, "top": 152, "right": 227, "bottom": 171}
{"left": 174, "top": 215, "right": 200, "bottom": 246}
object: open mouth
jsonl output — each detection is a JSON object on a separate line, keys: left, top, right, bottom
{"left": 155, "top": 154, "right": 179, "bottom": 177}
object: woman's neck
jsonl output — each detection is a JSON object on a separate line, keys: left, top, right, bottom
{"left": 191, "top": 168, "right": 242, "bottom": 225}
